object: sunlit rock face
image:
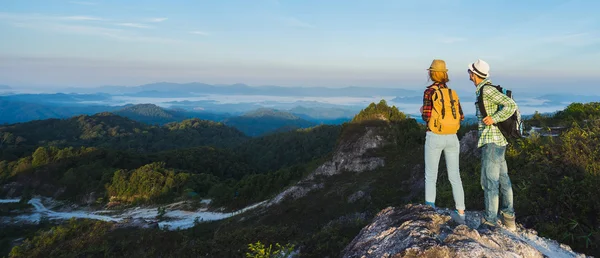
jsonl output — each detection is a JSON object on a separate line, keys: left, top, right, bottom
{"left": 342, "top": 204, "right": 590, "bottom": 258}
{"left": 269, "top": 126, "right": 385, "bottom": 205}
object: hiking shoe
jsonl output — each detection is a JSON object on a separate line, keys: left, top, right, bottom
{"left": 501, "top": 212, "right": 517, "bottom": 231}
{"left": 450, "top": 210, "right": 466, "bottom": 225}
{"left": 425, "top": 202, "right": 435, "bottom": 208}
{"left": 478, "top": 219, "right": 497, "bottom": 231}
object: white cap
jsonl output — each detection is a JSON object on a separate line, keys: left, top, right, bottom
{"left": 468, "top": 59, "right": 490, "bottom": 78}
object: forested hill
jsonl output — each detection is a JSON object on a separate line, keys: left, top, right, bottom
{"left": 113, "top": 104, "right": 320, "bottom": 136}
{"left": 0, "top": 110, "right": 342, "bottom": 209}
{"left": 0, "top": 113, "right": 248, "bottom": 161}
{"left": 113, "top": 104, "right": 231, "bottom": 125}
{"left": 223, "top": 108, "right": 317, "bottom": 137}
{"left": 113, "top": 104, "right": 185, "bottom": 125}
{"left": 2, "top": 102, "right": 600, "bottom": 257}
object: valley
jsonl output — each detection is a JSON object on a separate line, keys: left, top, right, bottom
{"left": 0, "top": 100, "right": 599, "bottom": 257}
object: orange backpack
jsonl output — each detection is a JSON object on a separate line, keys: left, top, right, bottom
{"left": 428, "top": 86, "right": 461, "bottom": 134}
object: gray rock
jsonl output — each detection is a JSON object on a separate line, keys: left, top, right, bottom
{"left": 82, "top": 192, "right": 97, "bottom": 205}
{"left": 400, "top": 163, "right": 425, "bottom": 202}
{"left": 270, "top": 183, "right": 325, "bottom": 204}
{"left": 342, "top": 204, "right": 590, "bottom": 258}
{"left": 268, "top": 127, "right": 386, "bottom": 206}
{"left": 459, "top": 130, "right": 480, "bottom": 158}
{"left": 310, "top": 127, "right": 385, "bottom": 178}
{"left": 112, "top": 217, "right": 159, "bottom": 230}
{"left": 1, "top": 182, "right": 24, "bottom": 198}
{"left": 347, "top": 191, "right": 366, "bottom": 203}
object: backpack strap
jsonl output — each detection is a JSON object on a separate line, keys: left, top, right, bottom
{"left": 448, "top": 89, "right": 457, "bottom": 119}
{"left": 430, "top": 85, "right": 439, "bottom": 101}
{"left": 439, "top": 88, "right": 446, "bottom": 119}
{"left": 477, "top": 86, "right": 488, "bottom": 118}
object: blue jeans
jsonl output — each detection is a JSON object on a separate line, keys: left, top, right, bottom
{"left": 481, "top": 143, "right": 514, "bottom": 224}
{"left": 424, "top": 131, "right": 465, "bottom": 210}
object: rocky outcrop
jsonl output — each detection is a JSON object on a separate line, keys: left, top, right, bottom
{"left": 268, "top": 126, "right": 386, "bottom": 206}
{"left": 459, "top": 130, "right": 480, "bottom": 158}
{"left": 1, "top": 182, "right": 24, "bottom": 198}
{"left": 309, "top": 127, "right": 385, "bottom": 178}
{"left": 269, "top": 183, "right": 325, "bottom": 204}
{"left": 342, "top": 204, "right": 590, "bottom": 258}
{"left": 111, "top": 217, "right": 159, "bottom": 230}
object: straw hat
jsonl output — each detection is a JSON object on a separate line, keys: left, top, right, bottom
{"left": 427, "top": 59, "right": 448, "bottom": 72}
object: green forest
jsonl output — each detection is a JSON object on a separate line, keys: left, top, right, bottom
{"left": 0, "top": 113, "right": 340, "bottom": 209}
{"left": 1, "top": 101, "right": 599, "bottom": 257}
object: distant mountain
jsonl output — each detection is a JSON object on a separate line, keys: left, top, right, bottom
{"left": 114, "top": 104, "right": 185, "bottom": 125}
{"left": 391, "top": 95, "right": 423, "bottom": 104}
{"left": 123, "top": 90, "right": 197, "bottom": 98}
{"left": 0, "top": 98, "right": 122, "bottom": 124}
{"left": 534, "top": 94, "right": 600, "bottom": 106}
{"left": 242, "top": 108, "right": 300, "bottom": 119}
{"left": 113, "top": 104, "right": 231, "bottom": 125}
{"left": 1, "top": 93, "right": 112, "bottom": 106}
{"left": 290, "top": 106, "right": 354, "bottom": 119}
{"left": 289, "top": 106, "right": 353, "bottom": 124}
{"left": 0, "top": 113, "right": 248, "bottom": 156}
{"left": 223, "top": 108, "right": 317, "bottom": 136}
{"left": 63, "top": 82, "right": 420, "bottom": 98}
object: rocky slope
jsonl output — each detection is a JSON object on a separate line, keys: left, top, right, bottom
{"left": 267, "top": 125, "right": 386, "bottom": 205}
{"left": 342, "top": 204, "right": 590, "bottom": 258}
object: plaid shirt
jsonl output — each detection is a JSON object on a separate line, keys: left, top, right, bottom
{"left": 422, "top": 82, "right": 464, "bottom": 131}
{"left": 475, "top": 79, "right": 518, "bottom": 147}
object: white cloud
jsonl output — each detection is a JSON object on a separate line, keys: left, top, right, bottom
{"left": 12, "top": 22, "right": 178, "bottom": 44}
{"left": 190, "top": 31, "right": 209, "bottom": 36}
{"left": 14, "top": 22, "right": 122, "bottom": 36}
{"left": 541, "top": 32, "right": 600, "bottom": 47}
{"left": 69, "top": 1, "right": 97, "bottom": 5}
{"left": 0, "top": 12, "right": 105, "bottom": 22}
{"left": 148, "top": 17, "right": 168, "bottom": 22}
{"left": 281, "top": 16, "right": 313, "bottom": 29}
{"left": 61, "top": 15, "right": 104, "bottom": 21}
{"left": 439, "top": 37, "right": 466, "bottom": 44}
{"left": 115, "top": 23, "right": 152, "bottom": 29}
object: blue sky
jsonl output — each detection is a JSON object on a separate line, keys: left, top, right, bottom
{"left": 1, "top": 0, "right": 599, "bottom": 93}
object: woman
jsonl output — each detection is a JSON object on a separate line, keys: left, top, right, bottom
{"left": 420, "top": 59, "right": 466, "bottom": 224}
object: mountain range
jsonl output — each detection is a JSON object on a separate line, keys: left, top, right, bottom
{"left": 0, "top": 101, "right": 599, "bottom": 257}
{"left": 61, "top": 82, "right": 419, "bottom": 98}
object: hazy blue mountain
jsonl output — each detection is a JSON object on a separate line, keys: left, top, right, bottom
{"left": 0, "top": 98, "right": 122, "bottom": 124}
{"left": 63, "top": 82, "right": 420, "bottom": 98}
{"left": 392, "top": 93, "right": 476, "bottom": 104}
{"left": 2, "top": 93, "right": 111, "bottom": 106}
{"left": 113, "top": 104, "right": 231, "bottom": 125}
{"left": 62, "top": 85, "right": 140, "bottom": 94}
{"left": 534, "top": 94, "right": 600, "bottom": 106}
{"left": 391, "top": 95, "right": 423, "bottom": 104}
{"left": 166, "top": 100, "right": 264, "bottom": 114}
{"left": 123, "top": 90, "right": 198, "bottom": 98}
{"left": 289, "top": 106, "right": 353, "bottom": 124}
{"left": 289, "top": 106, "right": 354, "bottom": 119}
{"left": 114, "top": 104, "right": 184, "bottom": 125}
{"left": 223, "top": 108, "right": 317, "bottom": 137}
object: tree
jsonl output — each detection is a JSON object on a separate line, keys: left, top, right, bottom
{"left": 246, "top": 241, "right": 295, "bottom": 258}
{"left": 0, "top": 132, "right": 14, "bottom": 147}
{"left": 31, "top": 147, "right": 50, "bottom": 168}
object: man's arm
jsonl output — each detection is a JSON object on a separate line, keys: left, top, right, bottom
{"left": 483, "top": 86, "right": 517, "bottom": 123}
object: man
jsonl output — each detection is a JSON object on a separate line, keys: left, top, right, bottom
{"left": 467, "top": 59, "right": 517, "bottom": 231}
